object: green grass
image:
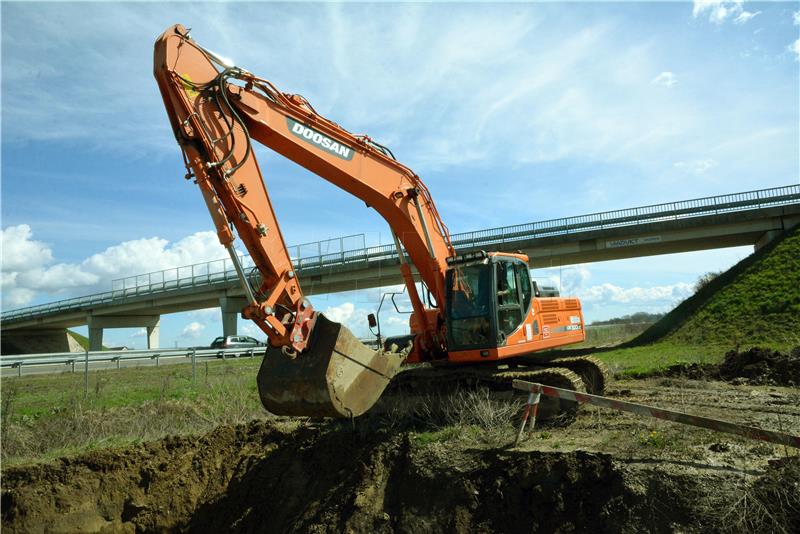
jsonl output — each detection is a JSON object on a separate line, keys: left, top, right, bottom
{"left": 1, "top": 357, "right": 267, "bottom": 464}
{"left": 3, "top": 357, "right": 263, "bottom": 420}
{"left": 573, "top": 322, "right": 653, "bottom": 348}
{"left": 587, "top": 227, "right": 800, "bottom": 377}
{"left": 594, "top": 341, "right": 724, "bottom": 377}
{"left": 632, "top": 227, "right": 800, "bottom": 349}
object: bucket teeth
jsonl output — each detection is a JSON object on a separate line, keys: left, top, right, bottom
{"left": 257, "top": 313, "right": 406, "bottom": 418}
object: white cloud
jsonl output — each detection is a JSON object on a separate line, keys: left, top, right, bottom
{"left": 692, "top": 1, "right": 743, "bottom": 24}
{"left": 188, "top": 307, "right": 221, "bottom": 323}
{"left": 534, "top": 264, "right": 694, "bottom": 317}
{"left": 1, "top": 1, "right": 794, "bottom": 200}
{"left": 794, "top": 11, "right": 800, "bottom": 25}
{"left": 384, "top": 316, "right": 409, "bottom": 328}
{"left": 1, "top": 225, "right": 53, "bottom": 271}
{"left": 579, "top": 282, "right": 694, "bottom": 305}
{"left": 673, "top": 158, "right": 718, "bottom": 174}
{"left": 320, "top": 296, "right": 412, "bottom": 339}
{"left": 130, "top": 328, "right": 147, "bottom": 339}
{"left": 733, "top": 10, "right": 760, "bottom": 25}
{"left": 1, "top": 225, "right": 231, "bottom": 309}
{"left": 1, "top": 285, "right": 37, "bottom": 309}
{"left": 239, "top": 322, "right": 267, "bottom": 341}
{"left": 651, "top": 71, "right": 677, "bottom": 88}
{"left": 790, "top": 39, "right": 800, "bottom": 62}
{"left": 181, "top": 322, "right": 206, "bottom": 339}
{"left": 534, "top": 265, "right": 591, "bottom": 297}
{"left": 323, "top": 302, "right": 357, "bottom": 324}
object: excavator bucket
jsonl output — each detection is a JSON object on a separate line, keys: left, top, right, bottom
{"left": 257, "top": 313, "right": 406, "bottom": 418}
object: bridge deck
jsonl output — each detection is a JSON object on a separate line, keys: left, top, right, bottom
{"left": 3, "top": 184, "right": 799, "bottom": 330}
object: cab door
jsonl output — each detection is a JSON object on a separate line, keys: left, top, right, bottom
{"left": 494, "top": 260, "right": 531, "bottom": 344}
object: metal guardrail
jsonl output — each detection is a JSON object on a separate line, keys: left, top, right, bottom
{"left": 2, "top": 184, "right": 798, "bottom": 323}
{"left": 0, "top": 347, "right": 263, "bottom": 377}
{"left": 1, "top": 339, "right": 381, "bottom": 377}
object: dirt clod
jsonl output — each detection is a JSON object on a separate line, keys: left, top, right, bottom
{"left": 718, "top": 347, "right": 800, "bottom": 386}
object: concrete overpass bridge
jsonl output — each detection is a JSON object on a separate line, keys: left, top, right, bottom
{"left": 2, "top": 184, "right": 798, "bottom": 352}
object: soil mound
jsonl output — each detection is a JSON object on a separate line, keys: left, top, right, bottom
{"left": 656, "top": 346, "right": 800, "bottom": 386}
{"left": 718, "top": 347, "right": 800, "bottom": 386}
{"left": 3, "top": 420, "right": 797, "bottom": 533}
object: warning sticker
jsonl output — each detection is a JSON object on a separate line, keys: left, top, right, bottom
{"left": 542, "top": 325, "right": 551, "bottom": 338}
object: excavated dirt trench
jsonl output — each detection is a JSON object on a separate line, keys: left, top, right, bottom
{"left": 4, "top": 418, "right": 797, "bottom": 534}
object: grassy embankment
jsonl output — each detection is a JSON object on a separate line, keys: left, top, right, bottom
{"left": 67, "top": 330, "right": 91, "bottom": 350}
{"left": 594, "top": 226, "right": 800, "bottom": 375}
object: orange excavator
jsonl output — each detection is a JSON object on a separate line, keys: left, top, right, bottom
{"left": 154, "top": 25, "right": 607, "bottom": 418}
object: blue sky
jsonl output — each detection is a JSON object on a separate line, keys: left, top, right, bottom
{"left": 2, "top": 1, "right": 798, "bottom": 348}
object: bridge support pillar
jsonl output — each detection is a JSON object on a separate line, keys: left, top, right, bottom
{"left": 87, "top": 315, "right": 161, "bottom": 350}
{"left": 146, "top": 324, "right": 160, "bottom": 349}
{"left": 89, "top": 326, "right": 103, "bottom": 352}
{"left": 220, "top": 297, "right": 248, "bottom": 337}
{"left": 754, "top": 230, "right": 782, "bottom": 252}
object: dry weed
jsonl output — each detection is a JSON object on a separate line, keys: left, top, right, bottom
{"left": 715, "top": 460, "right": 800, "bottom": 534}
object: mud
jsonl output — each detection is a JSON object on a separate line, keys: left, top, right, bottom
{"left": 3, "top": 415, "right": 798, "bottom": 534}
{"left": 652, "top": 346, "right": 800, "bottom": 387}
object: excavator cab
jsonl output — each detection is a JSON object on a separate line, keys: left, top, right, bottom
{"left": 445, "top": 252, "right": 533, "bottom": 352}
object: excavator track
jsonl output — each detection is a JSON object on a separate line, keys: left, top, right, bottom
{"left": 369, "top": 364, "right": 586, "bottom": 423}
{"left": 546, "top": 355, "right": 611, "bottom": 395}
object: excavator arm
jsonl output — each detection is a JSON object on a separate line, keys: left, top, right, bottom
{"left": 154, "top": 24, "right": 453, "bottom": 353}
{"left": 154, "top": 24, "right": 454, "bottom": 416}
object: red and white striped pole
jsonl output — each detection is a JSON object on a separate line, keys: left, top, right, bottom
{"left": 515, "top": 388, "right": 542, "bottom": 445}
{"left": 512, "top": 379, "right": 800, "bottom": 449}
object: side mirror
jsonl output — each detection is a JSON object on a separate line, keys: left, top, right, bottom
{"left": 367, "top": 313, "right": 377, "bottom": 329}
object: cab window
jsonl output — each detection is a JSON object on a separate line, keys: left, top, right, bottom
{"left": 515, "top": 262, "right": 532, "bottom": 313}
{"left": 446, "top": 264, "right": 493, "bottom": 349}
{"left": 497, "top": 262, "right": 519, "bottom": 305}
{"left": 496, "top": 262, "right": 523, "bottom": 339}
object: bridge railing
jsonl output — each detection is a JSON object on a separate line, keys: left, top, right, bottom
{"left": 3, "top": 184, "right": 798, "bottom": 322}
{"left": 108, "top": 234, "right": 366, "bottom": 293}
